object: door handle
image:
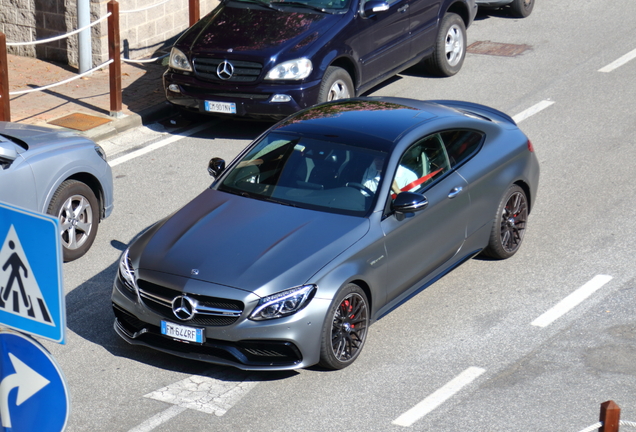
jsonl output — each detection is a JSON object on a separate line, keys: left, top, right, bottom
{"left": 398, "top": 4, "right": 409, "bottom": 12}
{"left": 448, "top": 187, "right": 463, "bottom": 199}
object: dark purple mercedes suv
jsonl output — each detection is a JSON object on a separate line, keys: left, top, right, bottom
{"left": 164, "top": 0, "right": 477, "bottom": 119}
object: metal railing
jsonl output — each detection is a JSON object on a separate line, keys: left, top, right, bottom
{"left": 0, "top": 0, "right": 202, "bottom": 122}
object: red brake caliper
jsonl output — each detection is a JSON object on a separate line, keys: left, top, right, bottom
{"left": 344, "top": 299, "right": 355, "bottom": 329}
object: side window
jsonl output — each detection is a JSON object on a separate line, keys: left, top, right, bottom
{"left": 391, "top": 134, "right": 451, "bottom": 197}
{"left": 439, "top": 130, "right": 484, "bottom": 168}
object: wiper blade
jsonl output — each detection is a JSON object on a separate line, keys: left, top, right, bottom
{"left": 232, "top": 0, "right": 283, "bottom": 10}
{"left": 269, "top": 1, "right": 330, "bottom": 12}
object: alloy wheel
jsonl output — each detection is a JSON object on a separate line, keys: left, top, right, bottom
{"left": 58, "top": 194, "right": 94, "bottom": 251}
{"left": 330, "top": 292, "right": 368, "bottom": 362}
{"left": 499, "top": 191, "right": 528, "bottom": 253}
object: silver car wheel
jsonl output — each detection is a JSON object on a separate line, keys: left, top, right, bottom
{"left": 58, "top": 194, "right": 94, "bottom": 250}
{"left": 444, "top": 24, "right": 464, "bottom": 67}
{"left": 47, "top": 179, "right": 100, "bottom": 262}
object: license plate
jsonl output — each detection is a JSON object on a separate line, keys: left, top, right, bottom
{"left": 205, "top": 100, "right": 237, "bottom": 114}
{"left": 161, "top": 321, "right": 204, "bottom": 343}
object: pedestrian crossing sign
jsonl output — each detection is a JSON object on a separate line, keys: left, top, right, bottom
{"left": 0, "top": 202, "right": 65, "bottom": 344}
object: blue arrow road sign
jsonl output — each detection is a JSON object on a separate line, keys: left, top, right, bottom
{"left": 0, "top": 202, "right": 65, "bottom": 343}
{"left": 0, "top": 330, "right": 69, "bottom": 432}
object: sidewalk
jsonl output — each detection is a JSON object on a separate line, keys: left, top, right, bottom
{"left": 6, "top": 54, "right": 175, "bottom": 142}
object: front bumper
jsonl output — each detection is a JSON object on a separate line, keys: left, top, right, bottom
{"left": 111, "top": 270, "right": 330, "bottom": 371}
{"left": 164, "top": 70, "right": 323, "bottom": 120}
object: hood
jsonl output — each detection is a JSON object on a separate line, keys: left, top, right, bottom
{"left": 181, "top": 3, "right": 340, "bottom": 58}
{"left": 0, "top": 121, "right": 90, "bottom": 152}
{"left": 137, "top": 189, "right": 369, "bottom": 294}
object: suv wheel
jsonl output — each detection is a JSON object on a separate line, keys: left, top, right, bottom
{"left": 510, "top": 0, "right": 534, "bottom": 18}
{"left": 425, "top": 13, "right": 466, "bottom": 77}
{"left": 318, "top": 67, "right": 354, "bottom": 103}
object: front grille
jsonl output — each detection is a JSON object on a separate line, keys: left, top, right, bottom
{"left": 193, "top": 58, "right": 262, "bottom": 83}
{"left": 137, "top": 279, "right": 243, "bottom": 327}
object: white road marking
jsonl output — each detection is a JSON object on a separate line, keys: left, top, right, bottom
{"left": 599, "top": 48, "right": 636, "bottom": 72}
{"left": 144, "top": 373, "right": 258, "bottom": 416}
{"left": 109, "top": 123, "right": 211, "bottom": 167}
{"left": 127, "top": 405, "right": 187, "bottom": 432}
{"left": 392, "top": 367, "right": 486, "bottom": 427}
{"left": 512, "top": 100, "right": 555, "bottom": 123}
{"left": 128, "top": 371, "right": 259, "bottom": 431}
{"left": 531, "top": 275, "right": 613, "bottom": 328}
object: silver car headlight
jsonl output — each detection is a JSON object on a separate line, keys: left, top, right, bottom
{"left": 118, "top": 248, "right": 137, "bottom": 293}
{"left": 169, "top": 47, "right": 193, "bottom": 72}
{"left": 94, "top": 144, "right": 107, "bottom": 161}
{"left": 250, "top": 284, "right": 316, "bottom": 320}
{"left": 265, "top": 58, "right": 312, "bottom": 81}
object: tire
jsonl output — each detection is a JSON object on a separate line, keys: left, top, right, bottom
{"left": 319, "top": 283, "right": 369, "bottom": 370}
{"left": 317, "top": 67, "right": 354, "bottom": 103}
{"left": 481, "top": 184, "right": 528, "bottom": 260}
{"left": 509, "top": 0, "right": 534, "bottom": 18}
{"left": 47, "top": 179, "right": 100, "bottom": 262}
{"left": 425, "top": 13, "right": 466, "bottom": 77}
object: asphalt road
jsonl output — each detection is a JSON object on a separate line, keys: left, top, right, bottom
{"left": 37, "top": 1, "right": 636, "bottom": 431}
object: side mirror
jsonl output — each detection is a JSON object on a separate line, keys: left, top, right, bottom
{"left": 392, "top": 192, "right": 428, "bottom": 220}
{"left": 208, "top": 157, "right": 225, "bottom": 178}
{"left": 362, "top": 0, "right": 389, "bottom": 17}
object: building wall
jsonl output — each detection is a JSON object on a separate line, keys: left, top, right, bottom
{"left": 0, "top": 0, "right": 218, "bottom": 67}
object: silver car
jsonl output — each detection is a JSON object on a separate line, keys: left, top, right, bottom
{"left": 0, "top": 122, "right": 114, "bottom": 262}
{"left": 112, "top": 97, "right": 539, "bottom": 371}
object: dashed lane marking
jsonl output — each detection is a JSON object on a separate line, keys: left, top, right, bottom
{"left": 599, "top": 48, "right": 636, "bottom": 72}
{"left": 127, "top": 405, "right": 187, "bottom": 432}
{"left": 392, "top": 367, "right": 486, "bottom": 427}
{"left": 512, "top": 100, "right": 555, "bottom": 123}
{"left": 109, "top": 123, "right": 211, "bottom": 167}
{"left": 531, "top": 275, "right": 613, "bottom": 328}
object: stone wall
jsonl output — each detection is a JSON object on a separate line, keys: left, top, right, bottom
{"left": 0, "top": 0, "right": 218, "bottom": 67}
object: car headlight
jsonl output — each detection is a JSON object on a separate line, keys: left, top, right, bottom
{"left": 169, "top": 47, "right": 192, "bottom": 72}
{"left": 94, "top": 144, "right": 107, "bottom": 161}
{"left": 118, "top": 248, "right": 137, "bottom": 293}
{"left": 265, "top": 58, "right": 312, "bottom": 81}
{"left": 250, "top": 285, "right": 316, "bottom": 320}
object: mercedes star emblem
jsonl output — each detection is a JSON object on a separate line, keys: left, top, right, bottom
{"left": 172, "top": 295, "right": 197, "bottom": 321}
{"left": 217, "top": 61, "right": 234, "bottom": 80}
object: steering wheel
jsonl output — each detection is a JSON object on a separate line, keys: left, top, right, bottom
{"left": 346, "top": 182, "right": 375, "bottom": 197}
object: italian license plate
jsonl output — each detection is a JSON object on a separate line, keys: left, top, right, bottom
{"left": 205, "top": 100, "right": 237, "bottom": 114}
{"left": 161, "top": 321, "right": 204, "bottom": 343}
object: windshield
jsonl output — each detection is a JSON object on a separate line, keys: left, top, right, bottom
{"left": 219, "top": 132, "right": 387, "bottom": 216}
{"left": 231, "top": 0, "right": 351, "bottom": 12}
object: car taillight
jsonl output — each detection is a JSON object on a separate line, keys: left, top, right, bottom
{"left": 527, "top": 139, "right": 535, "bottom": 152}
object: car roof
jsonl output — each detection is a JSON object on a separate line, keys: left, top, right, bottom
{"left": 274, "top": 97, "right": 451, "bottom": 152}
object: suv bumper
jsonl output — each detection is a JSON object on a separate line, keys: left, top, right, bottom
{"left": 164, "top": 71, "right": 323, "bottom": 119}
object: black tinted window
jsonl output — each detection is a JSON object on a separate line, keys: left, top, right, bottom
{"left": 439, "top": 130, "right": 484, "bottom": 168}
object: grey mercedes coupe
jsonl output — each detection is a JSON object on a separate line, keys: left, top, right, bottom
{"left": 112, "top": 97, "right": 539, "bottom": 371}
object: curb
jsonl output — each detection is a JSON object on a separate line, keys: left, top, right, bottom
{"left": 81, "top": 101, "right": 176, "bottom": 142}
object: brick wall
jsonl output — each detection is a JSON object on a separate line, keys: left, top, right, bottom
{"left": 1, "top": 0, "right": 219, "bottom": 67}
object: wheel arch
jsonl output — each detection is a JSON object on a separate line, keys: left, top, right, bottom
{"left": 513, "top": 179, "right": 533, "bottom": 214}
{"left": 328, "top": 57, "right": 358, "bottom": 95}
{"left": 347, "top": 278, "right": 373, "bottom": 316}
{"left": 50, "top": 172, "right": 106, "bottom": 220}
{"left": 444, "top": 0, "right": 472, "bottom": 28}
